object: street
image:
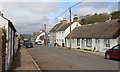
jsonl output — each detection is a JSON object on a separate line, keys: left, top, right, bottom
{"left": 27, "top": 45, "right": 119, "bottom": 71}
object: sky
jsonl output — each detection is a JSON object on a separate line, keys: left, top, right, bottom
{"left": 0, "top": 0, "right": 120, "bottom": 34}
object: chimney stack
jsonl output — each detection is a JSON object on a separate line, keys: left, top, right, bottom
{"left": 73, "top": 14, "right": 78, "bottom": 22}
{"left": 0, "top": 11, "right": 3, "bottom": 17}
{"left": 60, "top": 18, "right": 68, "bottom": 24}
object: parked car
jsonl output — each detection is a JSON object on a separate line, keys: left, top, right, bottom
{"left": 105, "top": 44, "right": 120, "bottom": 60}
{"left": 26, "top": 42, "right": 33, "bottom": 48}
{"left": 23, "top": 39, "right": 29, "bottom": 46}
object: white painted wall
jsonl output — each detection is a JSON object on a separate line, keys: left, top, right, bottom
{"left": 56, "top": 31, "right": 64, "bottom": 46}
{"left": 66, "top": 39, "right": 70, "bottom": 47}
{"left": 66, "top": 39, "right": 79, "bottom": 48}
{"left": 66, "top": 37, "right": 119, "bottom": 52}
{"left": 65, "top": 22, "right": 81, "bottom": 37}
{"left": 1, "top": 15, "right": 18, "bottom": 70}
{"left": 35, "top": 32, "right": 45, "bottom": 44}
{"left": 0, "top": 16, "right": 10, "bottom": 70}
{"left": 55, "top": 22, "right": 81, "bottom": 46}
{"left": 0, "top": 16, "right": 8, "bottom": 29}
{"left": 117, "top": 35, "right": 120, "bottom": 44}
{"left": 49, "top": 32, "right": 54, "bottom": 44}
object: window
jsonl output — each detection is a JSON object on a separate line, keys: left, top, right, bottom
{"left": 112, "top": 45, "right": 120, "bottom": 50}
{"left": 76, "top": 23, "right": 79, "bottom": 27}
{"left": 62, "top": 39, "right": 64, "bottom": 43}
{"left": 104, "top": 39, "right": 110, "bottom": 48}
{"left": 77, "top": 38, "right": 80, "bottom": 46}
{"left": 62, "top": 31, "right": 64, "bottom": 36}
{"left": 86, "top": 39, "right": 92, "bottom": 47}
{"left": 68, "top": 39, "right": 70, "bottom": 43}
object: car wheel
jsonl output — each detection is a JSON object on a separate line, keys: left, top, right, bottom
{"left": 105, "top": 53, "right": 111, "bottom": 60}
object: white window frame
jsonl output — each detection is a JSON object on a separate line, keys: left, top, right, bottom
{"left": 86, "top": 38, "right": 92, "bottom": 47}
{"left": 77, "top": 38, "right": 80, "bottom": 46}
{"left": 104, "top": 39, "right": 110, "bottom": 48}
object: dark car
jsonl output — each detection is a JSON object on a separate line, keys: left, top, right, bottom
{"left": 23, "top": 39, "right": 29, "bottom": 46}
{"left": 26, "top": 42, "right": 33, "bottom": 48}
{"left": 105, "top": 44, "right": 120, "bottom": 60}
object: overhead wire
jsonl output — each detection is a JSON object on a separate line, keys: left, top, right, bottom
{"left": 45, "top": 0, "right": 84, "bottom": 28}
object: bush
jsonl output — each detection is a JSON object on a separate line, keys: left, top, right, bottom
{"left": 83, "top": 49, "right": 92, "bottom": 51}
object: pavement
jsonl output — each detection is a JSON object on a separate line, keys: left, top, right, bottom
{"left": 51, "top": 46, "right": 105, "bottom": 57}
{"left": 10, "top": 47, "right": 41, "bottom": 72}
{"left": 72, "top": 48, "right": 105, "bottom": 57}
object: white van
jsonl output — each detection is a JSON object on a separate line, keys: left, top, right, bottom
{"left": 37, "top": 40, "right": 42, "bottom": 45}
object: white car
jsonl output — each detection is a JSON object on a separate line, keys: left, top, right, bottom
{"left": 37, "top": 41, "right": 42, "bottom": 45}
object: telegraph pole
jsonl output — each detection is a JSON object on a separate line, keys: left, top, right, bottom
{"left": 44, "top": 24, "right": 46, "bottom": 45}
{"left": 69, "top": 7, "right": 72, "bottom": 49}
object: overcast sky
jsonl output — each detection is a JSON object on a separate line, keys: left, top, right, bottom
{"left": 0, "top": 0, "right": 119, "bottom": 34}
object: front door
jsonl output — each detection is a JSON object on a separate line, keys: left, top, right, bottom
{"left": 81, "top": 39, "right": 85, "bottom": 49}
{"left": 95, "top": 39, "right": 100, "bottom": 51}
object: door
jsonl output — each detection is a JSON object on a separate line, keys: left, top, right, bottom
{"left": 95, "top": 39, "right": 100, "bottom": 51}
{"left": 81, "top": 39, "right": 85, "bottom": 49}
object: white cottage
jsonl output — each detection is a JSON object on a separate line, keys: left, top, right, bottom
{"left": 49, "top": 23, "right": 61, "bottom": 45}
{"left": 66, "top": 19, "right": 120, "bottom": 52}
{"left": 35, "top": 32, "right": 45, "bottom": 45}
{"left": 0, "top": 12, "right": 17, "bottom": 70}
{"left": 49, "top": 15, "right": 81, "bottom": 46}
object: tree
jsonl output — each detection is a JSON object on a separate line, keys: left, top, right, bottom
{"left": 79, "top": 13, "right": 109, "bottom": 25}
{"left": 20, "top": 34, "right": 24, "bottom": 41}
{"left": 28, "top": 37, "right": 31, "bottom": 41}
{"left": 111, "top": 11, "right": 120, "bottom": 19}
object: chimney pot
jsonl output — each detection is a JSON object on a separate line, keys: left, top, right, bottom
{"left": 60, "top": 18, "right": 68, "bottom": 24}
{"left": 73, "top": 14, "right": 78, "bottom": 22}
{"left": 0, "top": 11, "right": 3, "bottom": 16}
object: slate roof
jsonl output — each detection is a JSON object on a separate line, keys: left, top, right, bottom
{"left": 66, "top": 19, "right": 120, "bottom": 39}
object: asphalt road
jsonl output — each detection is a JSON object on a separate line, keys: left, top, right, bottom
{"left": 28, "top": 45, "right": 119, "bottom": 71}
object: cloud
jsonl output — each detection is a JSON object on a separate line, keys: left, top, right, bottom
{"left": 1, "top": 0, "right": 120, "bottom": 2}
{"left": 72, "top": 2, "right": 118, "bottom": 16}
{"left": 0, "top": 2, "right": 118, "bottom": 34}
{"left": 1, "top": 2, "right": 61, "bottom": 33}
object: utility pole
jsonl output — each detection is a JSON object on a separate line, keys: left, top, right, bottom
{"left": 44, "top": 24, "right": 46, "bottom": 45}
{"left": 69, "top": 7, "right": 72, "bottom": 49}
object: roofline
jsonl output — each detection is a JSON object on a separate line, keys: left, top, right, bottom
{"left": 1, "top": 12, "right": 17, "bottom": 32}
{"left": 9, "top": 21, "right": 17, "bottom": 32}
{"left": 65, "top": 37, "right": 117, "bottom": 39}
